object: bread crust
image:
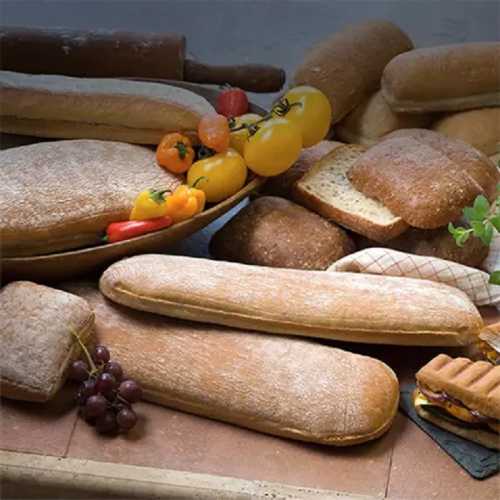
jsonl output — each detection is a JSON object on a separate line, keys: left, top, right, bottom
{"left": 293, "top": 20, "right": 413, "bottom": 124}
{"left": 382, "top": 43, "right": 500, "bottom": 112}
{"left": 99, "top": 254, "right": 483, "bottom": 346}
{"left": 67, "top": 281, "right": 400, "bottom": 446}
{"left": 416, "top": 354, "right": 500, "bottom": 419}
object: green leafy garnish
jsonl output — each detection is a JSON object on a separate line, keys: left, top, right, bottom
{"left": 489, "top": 271, "right": 500, "bottom": 285}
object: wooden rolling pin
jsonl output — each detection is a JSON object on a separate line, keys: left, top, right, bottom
{"left": 0, "top": 26, "right": 285, "bottom": 92}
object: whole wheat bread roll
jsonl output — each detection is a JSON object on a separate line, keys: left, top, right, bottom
{"left": 382, "top": 43, "right": 500, "bottom": 112}
{"left": 348, "top": 129, "right": 499, "bottom": 229}
{"left": 100, "top": 254, "right": 483, "bottom": 346}
{"left": 66, "top": 281, "right": 399, "bottom": 446}
{"left": 210, "top": 196, "right": 355, "bottom": 270}
{"left": 432, "top": 108, "right": 500, "bottom": 156}
{"left": 293, "top": 20, "right": 413, "bottom": 124}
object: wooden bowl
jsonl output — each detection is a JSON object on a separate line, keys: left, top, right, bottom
{"left": 1, "top": 81, "right": 267, "bottom": 283}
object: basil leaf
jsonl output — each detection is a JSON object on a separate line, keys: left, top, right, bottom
{"left": 456, "top": 230, "right": 470, "bottom": 247}
{"left": 471, "top": 221, "right": 485, "bottom": 238}
{"left": 480, "top": 222, "right": 494, "bottom": 246}
{"left": 463, "top": 206, "right": 477, "bottom": 223}
{"left": 473, "top": 195, "right": 490, "bottom": 219}
{"left": 489, "top": 271, "right": 500, "bottom": 285}
{"left": 490, "top": 215, "right": 500, "bottom": 232}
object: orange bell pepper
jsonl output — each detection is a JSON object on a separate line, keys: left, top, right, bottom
{"left": 164, "top": 181, "right": 206, "bottom": 223}
{"left": 156, "top": 133, "right": 195, "bottom": 174}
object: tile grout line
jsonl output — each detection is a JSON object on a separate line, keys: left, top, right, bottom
{"left": 63, "top": 410, "right": 80, "bottom": 458}
{"left": 383, "top": 440, "right": 396, "bottom": 499}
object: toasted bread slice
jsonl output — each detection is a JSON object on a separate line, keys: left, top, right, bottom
{"left": 416, "top": 354, "right": 500, "bottom": 420}
{"left": 293, "top": 144, "right": 408, "bottom": 242}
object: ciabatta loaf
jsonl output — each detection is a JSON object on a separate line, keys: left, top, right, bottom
{"left": 293, "top": 144, "right": 408, "bottom": 242}
{"left": 100, "top": 254, "right": 483, "bottom": 346}
{"left": 0, "top": 71, "right": 214, "bottom": 144}
{"left": 66, "top": 281, "right": 399, "bottom": 446}
{"left": 0, "top": 140, "right": 181, "bottom": 256}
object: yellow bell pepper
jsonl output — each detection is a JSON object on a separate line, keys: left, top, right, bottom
{"left": 164, "top": 183, "right": 206, "bottom": 224}
{"left": 130, "top": 189, "right": 169, "bottom": 220}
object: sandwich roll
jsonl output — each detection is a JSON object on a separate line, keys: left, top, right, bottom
{"left": 294, "top": 20, "right": 413, "bottom": 124}
{"left": 415, "top": 354, "right": 500, "bottom": 450}
{"left": 66, "top": 281, "right": 400, "bottom": 446}
{"left": 382, "top": 43, "right": 500, "bottom": 112}
{"left": 431, "top": 108, "right": 500, "bottom": 156}
{"left": 0, "top": 71, "right": 214, "bottom": 144}
{"left": 100, "top": 254, "right": 483, "bottom": 346}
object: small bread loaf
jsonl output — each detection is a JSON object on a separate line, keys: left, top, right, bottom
{"left": 348, "top": 129, "right": 499, "bottom": 229}
{"left": 66, "top": 281, "right": 399, "bottom": 446}
{"left": 335, "top": 91, "right": 432, "bottom": 145}
{"left": 210, "top": 196, "right": 355, "bottom": 270}
{"left": 432, "top": 108, "right": 500, "bottom": 156}
{"left": 0, "top": 71, "right": 214, "bottom": 144}
{"left": 0, "top": 281, "right": 94, "bottom": 402}
{"left": 100, "top": 254, "right": 483, "bottom": 346}
{"left": 382, "top": 43, "right": 500, "bottom": 112}
{"left": 294, "top": 20, "right": 413, "bottom": 124}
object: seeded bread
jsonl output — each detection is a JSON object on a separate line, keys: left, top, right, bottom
{"left": 293, "top": 144, "right": 408, "bottom": 242}
{"left": 210, "top": 196, "right": 355, "bottom": 270}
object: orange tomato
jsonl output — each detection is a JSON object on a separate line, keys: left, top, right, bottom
{"left": 198, "top": 114, "right": 230, "bottom": 152}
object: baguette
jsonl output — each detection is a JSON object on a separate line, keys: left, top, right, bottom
{"left": 66, "top": 281, "right": 399, "bottom": 446}
{"left": 294, "top": 20, "right": 413, "bottom": 124}
{"left": 99, "top": 254, "right": 483, "bottom": 346}
{"left": 0, "top": 71, "right": 214, "bottom": 144}
{"left": 382, "top": 43, "right": 500, "bottom": 112}
{"left": 431, "top": 108, "right": 500, "bottom": 156}
{"left": 0, "top": 281, "right": 94, "bottom": 402}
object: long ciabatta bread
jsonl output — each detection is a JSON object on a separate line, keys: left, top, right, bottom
{"left": 382, "top": 43, "right": 500, "bottom": 112}
{"left": 0, "top": 71, "right": 214, "bottom": 144}
{"left": 0, "top": 140, "right": 181, "bottom": 256}
{"left": 99, "top": 254, "right": 483, "bottom": 346}
{"left": 66, "top": 281, "right": 399, "bottom": 446}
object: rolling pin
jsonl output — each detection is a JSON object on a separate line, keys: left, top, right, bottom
{"left": 0, "top": 26, "right": 285, "bottom": 92}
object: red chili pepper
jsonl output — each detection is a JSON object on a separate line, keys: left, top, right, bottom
{"left": 104, "top": 216, "right": 173, "bottom": 243}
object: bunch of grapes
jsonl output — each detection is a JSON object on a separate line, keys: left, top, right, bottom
{"left": 69, "top": 344, "right": 142, "bottom": 435}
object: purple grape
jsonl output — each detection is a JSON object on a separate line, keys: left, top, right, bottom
{"left": 96, "top": 411, "right": 118, "bottom": 434}
{"left": 69, "top": 360, "right": 89, "bottom": 382}
{"left": 116, "top": 407, "right": 138, "bottom": 431}
{"left": 95, "top": 372, "right": 117, "bottom": 396}
{"left": 85, "top": 394, "right": 107, "bottom": 418}
{"left": 118, "top": 380, "right": 143, "bottom": 403}
{"left": 104, "top": 361, "right": 123, "bottom": 381}
{"left": 93, "top": 345, "right": 110, "bottom": 364}
{"left": 78, "top": 379, "right": 96, "bottom": 405}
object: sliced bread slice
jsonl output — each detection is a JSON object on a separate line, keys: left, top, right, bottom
{"left": 292, "top": 144, "right": 408, "bottom": 242}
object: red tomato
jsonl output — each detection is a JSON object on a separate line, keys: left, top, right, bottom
{"left": 216, "top": 88, "right": 249, "bottom": 117}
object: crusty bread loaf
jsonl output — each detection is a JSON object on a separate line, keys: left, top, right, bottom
{"left": 354, "top": 226, "right": 489, "bottom": 268}
{"left": 66, "top": 281, "right": 399, "bottom": 446}
{"left": 293, "top": 144, "right": 408, "bottom": 242}
{"left": 335, "top": 91, "right": 432, "bottom": 145}
{"left": 0, "top": 71, "right": 214, "bottom": 144}
{"left": 0, "top": 140, "right": 181, "bottom": 256}
{"left": 294, "top": 20, "right": 413, "bottom": 124}
{"left": 0, "top": 281, "right": 94, "bottom": 402}
{"left": 210, "top": 196, "right": 355, "bottom": 270}
{"left": 382, "top": 43, "right": 500, "bottom": 112}
{"left": 263, "top": 140, "right": 343, "bottom": 198}
{"left": 348, "top": 129, "right": 499, "bottom": 229}
{"left": 100, "top": 254, "right": 483, "bottom": 346}
{"left": 431, "top": 108, "right": 500, "bottom": 156}
{"left": 416, "top": 354, "right": 500, "bottom": 420}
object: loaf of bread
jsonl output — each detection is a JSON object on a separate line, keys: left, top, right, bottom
{"left": 66, "top": 281, "right": 399, "bottom": 446}
{"left": 335, "top": 90, "right": 432, "bottom": 145}
{"left": 0, "top": 281, "right": 94, "bottom": 402}
{"left": 294, "top": 21, "right": 413, "bottom": 124}
{"left": 0, "top": 140, "right": 181, "bottom": 256}
{"left": 0, "top": 71, "right": 214, "bottom": 144}
{"left": 431, "top": 108, "right": 500, "bottom": 156}
{"left": 348, "top": 129, "right": 499, "bottom": 229}
{"left": 100, "top": 254, "right": 483, "bottom": 346}
{"left": 382, "top": 43, "right": 500, "bottom": 112}
{"left": 210, "top": 196, "right": 355, "bottom": 270}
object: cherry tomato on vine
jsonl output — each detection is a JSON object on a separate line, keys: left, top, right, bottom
{"left": 198, "top": 114, "right": 230, "bottom": 152}
{"left": 243, "top": 117, "right": 302, "bottom": 177}
{"left": 229, "top": 113, "right": 262, "bottom": 155}
{"left": 278, "top": 86, "right": 332, "bottom": 147}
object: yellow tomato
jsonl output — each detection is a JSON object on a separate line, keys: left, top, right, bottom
{"left": 187, "top": 148, "right": 247, "bottom": 203}
{"left": 280, "top": 86, "right": 332, "bottom": 147}
{"left": 229, "top": 113, "right": 262, "bottom": 155}
{"left": 244, "top": 117, "right": 302, "bottom": 177}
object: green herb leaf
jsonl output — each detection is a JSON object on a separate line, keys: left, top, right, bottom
{"left": 463, "top": 206, "right": 477, "bottom": 223}
{"left": 489, "top": 271, "right": 500, "bottom": 285}
{"left": 480, "top": 222, "right": 494, "bottom": 246}
{"left": 490, "top": 215, "right": 500, "bottom": 232}
{"left": 471, "top": 221, "right": 486, "bottom": 238}
{"left": 455, "top": 231, "right": 471, "bottom": 247}
{"left": 473, "top": 195, "right": 490, "bottom": 220}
